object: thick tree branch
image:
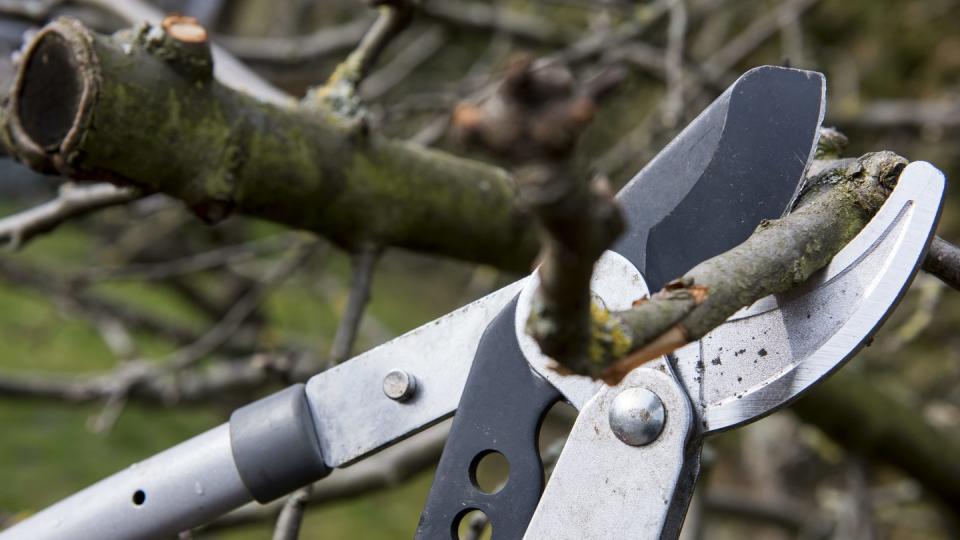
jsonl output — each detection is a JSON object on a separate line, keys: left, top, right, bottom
{"left": 2, "top": 17, "right": 538, "bottom": 271}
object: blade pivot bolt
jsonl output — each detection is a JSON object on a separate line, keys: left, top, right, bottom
{"left": 383, "top": 369, "right": 417, "bottom": 401}
{"left": 609, "top": 387, "right": 665, "bottom": 446}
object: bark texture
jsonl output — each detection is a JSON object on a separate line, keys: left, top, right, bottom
{"left": 3, "top": 17, "right": 539, "bottom": 270}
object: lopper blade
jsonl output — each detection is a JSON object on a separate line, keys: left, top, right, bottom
{"left": 673, "top": 161, "right": 945, "bottom": 435}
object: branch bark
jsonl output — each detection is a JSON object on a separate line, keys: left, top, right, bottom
{"left": 923, "top": 236, "right": 960, "bottom": 291}
{"left": 2, "top": 17, "right": 538, "bottom": 271}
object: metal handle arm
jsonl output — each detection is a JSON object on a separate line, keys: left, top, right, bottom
{"left": 2, "top": 384, "right": 330, "bottom": 540}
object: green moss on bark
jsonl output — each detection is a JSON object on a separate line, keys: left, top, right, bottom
{"left": 5, "top": 18, "right": 539, "bottom": 270}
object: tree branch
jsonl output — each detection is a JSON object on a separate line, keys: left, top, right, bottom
{"left": 215, "top": 17, "right": 373, "bottom": 65}
{"left": 2, "top": 17, "right": 539, "bottom": 271}
{"left": 0, "top": 349, "right": 319, "bottom": 405}
{"left": 420, "top": 0, "right": 571, "bottom": 46}
{"left": 0, "top": 257, "right": 255, "bottom": 354}
{"left": 0, "top": 182, "right": 141, "bottom": 248}
{"left": 307, "top": 0, "right": 413, "bottom": 118}
{"left": 923, "top": 236, "right": 960, "bottom": 291}
{"left": 271, "top": 485, "right": 311, "bottom": 540}
{"left": 328, "top": 245, "right": 379, "bottom": 365}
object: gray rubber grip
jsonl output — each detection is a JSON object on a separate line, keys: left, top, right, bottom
{"left": 229, "top": 384, "right": 331, "bottom": 503}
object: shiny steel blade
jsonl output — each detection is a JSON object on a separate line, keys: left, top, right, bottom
{"left": 304, "top": 279, "right": 526, "bottom": 467}
{"left": 613, "top": 65, "right": 826, "bottom": 291}
{"left": 673, "top": 162, "right": 945, "bottom": 434}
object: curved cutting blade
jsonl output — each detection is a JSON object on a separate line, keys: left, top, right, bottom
{"left": 613, "top": 65, "right": 826, "bottom": 291}
{"left": 673, "top": 161, "right": 945, "bottom": 434}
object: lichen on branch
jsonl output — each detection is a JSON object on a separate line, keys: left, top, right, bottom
{"left": 305, "top": 0, "right": 413, "bottom": 122}
{"left": 565, "top": 151, "right": 908, "bottom": 384}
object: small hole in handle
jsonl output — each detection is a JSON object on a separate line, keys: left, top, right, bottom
{"left": 469, "top": 450, "right": 510, "bottom": 494}
{"left": 454, "top": 508, "right": 492, "bottom": 540}
{"left": 132, "top": 490, "right": 146, "bottom": 506}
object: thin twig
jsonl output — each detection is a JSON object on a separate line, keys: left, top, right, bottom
{"left": 361, "top": 26, "right": 446, "bottom": 101}
{"left": 701, "top": 0, "right": 821, "bottom": 83}
{"left": 271, "top": 485, "right": 312, "bottom": 540}
{"left": 74, "top": 233, "right": 301, "bottom": 284}
{"left": 0, "top": 257, "right": 255, "bottom": 354}
{"left": 310, "top": 0, "right": 413, "bottom": 112}
{"left": 164, "top": 241, "right": 317, "bottom": 372}
{"left": 0, "top": 183, "right": 140, "bottom": 249}
{"left": 778, "top": 0, "right": 808, "bottom": 66}
{"left": 0, "top": 352, "right": 319, "bottom": 405}
{"left": 328, "top": 245, "right": 380, "bottom": 365}
{"left": 421, "top": 0, "right": 570, "bottom": 45}
{"left": 662, "top": 0, "right": 688, "bottom": 128}
{"left": 575, "top": 152, "right": 907, "bottom": 382}
{"left": 215, "top": 17, "right": 373, "bottom": 64}
{"left": 923, "top": 236, "right": 960, "bottom": 290}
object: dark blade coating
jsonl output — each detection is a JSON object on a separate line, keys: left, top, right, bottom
{"left": 612, "top": 66, "right": 825, "bottom": 291}
{"left": 416, "top": 298, "right": 560, "bottom": 539}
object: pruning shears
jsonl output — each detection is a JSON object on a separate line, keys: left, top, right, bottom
{"left": 3, "top": 66, "right": 945, "bottom": 540}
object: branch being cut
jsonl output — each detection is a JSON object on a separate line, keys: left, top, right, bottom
{"left": 550, "top": 151, "right": 907, "bottom": 383}
{"left": 2, "top": 17, "right": 538, "bottom": 271}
